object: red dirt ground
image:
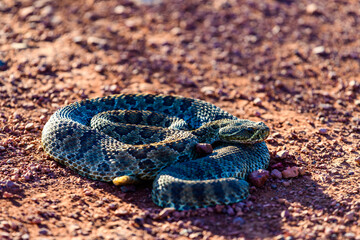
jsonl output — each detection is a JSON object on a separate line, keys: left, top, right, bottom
{"left": 0, "top": 0, "right": 359, "bottom": 239}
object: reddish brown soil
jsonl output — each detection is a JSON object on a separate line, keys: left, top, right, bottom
{"left": 0, "top": 0, "right": 359, "bottom": 239}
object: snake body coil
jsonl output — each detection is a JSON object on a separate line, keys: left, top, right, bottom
{"left": 42, "top": 94, "right": 270, "bottom": 210}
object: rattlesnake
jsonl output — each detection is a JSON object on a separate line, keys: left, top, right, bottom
{"left": 42, "top": 94, "right": 270, "bottom": 210}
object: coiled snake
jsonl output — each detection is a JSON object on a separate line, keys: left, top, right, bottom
{"left": 42, "top": 94, "right": 270, "bottom": 210}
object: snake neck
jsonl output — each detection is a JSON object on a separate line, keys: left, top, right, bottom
{"left": 191, "top": 120, "right": 226, "bottom": 144}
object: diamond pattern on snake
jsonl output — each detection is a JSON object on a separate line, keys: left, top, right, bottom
{"left": 42, "top": 94, "right": 270, "bottom": 210}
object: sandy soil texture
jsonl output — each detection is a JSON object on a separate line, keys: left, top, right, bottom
{"left": 0, "top": 0, "right": 359, "bottom": 239}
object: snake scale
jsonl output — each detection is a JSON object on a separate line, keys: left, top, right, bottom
{"left": 42, "top": 94, "right": 270, "bottom": 210}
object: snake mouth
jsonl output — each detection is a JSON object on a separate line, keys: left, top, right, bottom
{"left": 248, "top": 127, "right": 270, "bottom": 142}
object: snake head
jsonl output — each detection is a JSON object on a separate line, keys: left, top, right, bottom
{"left": 218, "top": 120, "right": 270, "bottom": 144}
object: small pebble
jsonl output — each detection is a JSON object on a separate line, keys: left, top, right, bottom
{"left": 232, "top": 217, "right": 245, "bottom": 226}
{"left": 319, "top": 103, "right": 333, "bottom": 110}
{"left": 276, "top": 150, "right": 289, "bottom": 159}
{"left": 39, "top": 228, "right": 50, "bottom": 235}
{"left": 298, "top": 167, "right": 306, "bottom": 176}
{"left": 354, "top": 156, "right": 360, "bottom": 166}
{"left": 25, "top": 123, "right": 34, "bottom": 130}
{"left": 87, "top": 36, "right": 107, "bottom": 46}
{"left": 133, "top": 217, "right": 144, "bottom": 228}
{"left": 271, "top": 162, "right": 284, "bottom": 169}
{"left": 0, "top": 60, "right": 7, "bottom": 71}
{"left": 94, "top": 65, "right": 105, "bottom": 73}
{"left": 313, "top": 46, "right": 325, "bottom": 55}
{"left": 114, "top": 209, "right": 128, "bottom": 216}
{"left": 248, "top": 169, "right": 269, "bottom": 187}
{"left": 280, "top": 210, "right": 289, "bottom": 218}
{"left": 200, "top": 86, "right": 216, "bottom": 96}
{"left": 344, "top": 211, "right": 356, "bottom": 221}
{"left": 253, "top": 97, "right": 263, "bottom": 107}
{"left": 226, "top": 206, "right": 235, "bottom": 216}
{"left": 282, "top": 167, "right": 299, "bottom": 178}
{"left": 344, "top": 232, "right": 355, "bottom": 239}
{"left": 318, "top": 128, "right": 328, "bottom": 135}
{"left": 114, "top": 5, "right": 126, "bottom": 14}
{"left": 271, "top": 169, "right": 282, "bottom": 179}
{"left": 215, "top": 205, "right": 224, "bottom": 213}
{"left": 11, "top": 43, "right": 28, "bottom": 50}
{"left": 73, "top": 36, "right": 83, "bottom": 44}
{"left": 108, "top": 203, "right": 118, "bottom": 210}
{"left": 19, "top": 6, "right": 35, "bottom": 18}
{"left": 41, "top": 5, "right": 53, "bottom": 17}
{"left": 157, "top": 208, "right": 175, "bottom": 219}
{"left": 306, "top": 3, "right": 318, "bottom": 14}
{"left": 282, "top": 181, "right": 291, "bottom": 187}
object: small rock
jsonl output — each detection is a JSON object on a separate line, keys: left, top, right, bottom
{"left": 318, "top": 128, "right": 328, "bottom": 135}
{"left": 354, "top": 156, "right": 360, "bottom": 166}
{"left": 280, "top": 210, "right": 289, "bottom": 218}
{"left": 254, "top": 111, "right": 261, "bottom": 117}
{"left": 328, "top": 71, "right": 337, "bottom": 80}
{"left": 276, "top": 150, "right": 289, "bottom": 159}
{"left": 170, "top": 27, "right": 182, "bottom": 36}
{"left": 248, "top": 169, "right": 270, "bottom": 187}
{"left": 195, "top": 143, "right": 213, "bottom": 155}
{"left": 355, "top": 100, "right": 360, "bottom": 107}
{"left": 25, "top": 123, "right": 34, "bottom": 130}
{"left": 21, "top": 233, "right": 30, "bottom": 240}
{"left": 200, "top": 86, "right": 216, "bottom": 96}
{"left": 0, "top": 60, "right": 7, "bottom": 71}
{"left": 94, "top": 65, "right": 105, "bottom": 73}
{"left": 306, "top": 3, "right": 318, "bottom": 14}
{"left": 189, "top": 232, "right": 202, "bottom": 239}
{"left": 114, "top": 5, "right": 126, "bottom": 14}
{"left": 0, "top": 232, "right": 10, "bottom": 239}
{"left": 157, "top": 208, "right": 175, "bottom": 219}
{"left": 19, "top": 6, "right": 35, "bottom": 18}
{"left": 39, "top": 228, "right": 50, "bottom": 235}
{"left": 25, "top": 144, "right": 35, "bottom": 150}
{"left": 133, "top": 217, "right": 144, "bottom": 228}
{"left": 215, "top": 205, "right": 224, "bottom": 213}
{"left": 114, "top": 209, "right": 128, "bottom": 216}
{"left": 87, "top": 36, "right": 107, "bottom": 46}
{"left": 226, "top": 206, "right": 235, "bottom": 216}
{"left": 282, "top": 181, "right": 291, "bottom": 187}
{"left": 40, "top": 6, "right": 53, "bottom": 17}
{"left": 319, "top": 103, "right": 333, "bottom": 110}
{"left": 344, "top": 232, "right": 355, "bottom": 239}
{"left": 344, "top": 211, "right": 356, "bottom": 221}
{"left": 271, "top": 169, "right": 282, "bottom": 179}
{"left": 108, "top": 203, "right": 118, "bottom": 210}
{"left": 282, "top": 167, "right": 299, "bottom": 178}
{"left": 298, "top": 167, "right": 306, "bottom": 175}
{"left": 73, "top": 36, "right": 83, "bottom": 44}
{"left": 313, "top": 46, "right": 326, "bottom": 55}
{"left": 232, "top": 217, "right": 245, "bottom": 226}
{"left": 11, "top": 43, "right": 28, "bottom": 50}
{"left": 253, "top": 97, "right": 262, "bottom": 107}
{"left": 271, "top": 162, "right": 284, "bottom": 169}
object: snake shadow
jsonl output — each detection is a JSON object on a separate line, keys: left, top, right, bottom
{"left": 89, "top": 153, "right": 342, "bottom": 239}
